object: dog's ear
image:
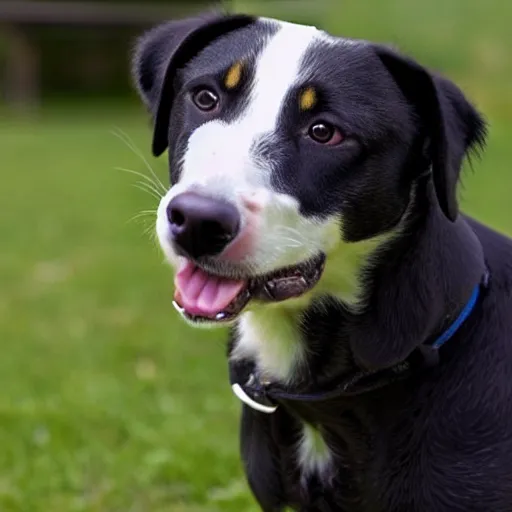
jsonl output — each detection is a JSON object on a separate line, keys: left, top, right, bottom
{"left": 132, "top": 12, "right": 255, "bottom": 157}
{"left": 374, "top": 45, "right": 487, "bottom": 222}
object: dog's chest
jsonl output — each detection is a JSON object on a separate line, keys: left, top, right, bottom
{"left": 231, "top": 294, "right": 356, "bottom": 385}
{"left": 230, "top": 300, "right": 457, "bottom": 510}
{"left": 238, "top": 368, "right": 442, "bottom": 511}
{"left": 233, "top": 307, "right": 307, "bottom": 384}
{"left": 249, "top": 402, "right": 379, "bottom": 511}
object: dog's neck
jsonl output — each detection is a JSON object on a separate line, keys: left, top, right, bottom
{"left": 351, "top": 187, "right": 486, "bottom": 372}
{"left": 231, "top": 183, "right": 487, "bottom": 385}
{"left": 231, "top": 235, "right": 383, "bottom": 384}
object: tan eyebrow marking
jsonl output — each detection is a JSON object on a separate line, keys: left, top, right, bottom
{"left": 299, "top": 86, "right": 317, "bottom": 111}
{"left": 224, "top": 61, "right": 244, "bottom": 89}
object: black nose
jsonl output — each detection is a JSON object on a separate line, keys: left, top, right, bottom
{"left": 166, "top": 192, "right": 240, "bottom": 259}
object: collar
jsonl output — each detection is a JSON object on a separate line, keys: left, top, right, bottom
{"left": 230, "top": 271, "right": 490, "bottom": 414}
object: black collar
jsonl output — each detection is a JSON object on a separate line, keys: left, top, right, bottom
{"left": 229, "top": 271, "right": 489, "bottom": 414}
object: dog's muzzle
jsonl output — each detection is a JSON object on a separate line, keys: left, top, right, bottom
{"left": 167, "top": 191, "right": 241, "bottom": 259}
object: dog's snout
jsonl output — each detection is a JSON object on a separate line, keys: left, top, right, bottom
{"left": 166, "top": 192, "right": 240, "bottom": 259}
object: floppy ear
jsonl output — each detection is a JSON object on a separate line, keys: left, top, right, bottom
{"left": 132, "top": 12, "right": 255, "bottom": 157}
{"left": 374, "top": 46, "right": 487, "bottom": 222}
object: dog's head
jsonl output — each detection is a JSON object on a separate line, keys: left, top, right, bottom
{"left": 132, "top": 13, "right": 485, "bottom": 326}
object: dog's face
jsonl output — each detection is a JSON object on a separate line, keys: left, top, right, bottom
{"left": 132, "top": 14, "right": 485, "bottom": 327}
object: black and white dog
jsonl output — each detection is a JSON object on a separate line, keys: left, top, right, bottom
{"left": 132, "top": 12, "right": 512, "bottom": 512}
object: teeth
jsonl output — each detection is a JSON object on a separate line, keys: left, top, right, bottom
{"left": 172, "top": 301, "right": 185, "bottom": 314}
{"left": 172, "top": 301, "right": 230, "bottom": 323}
{"left": 172, "top": 254, "right": 326, "bottom": 323}
{"left": 263, "top": 275, "right": 309, "bottom": 301}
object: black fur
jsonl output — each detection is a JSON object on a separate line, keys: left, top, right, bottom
{"left": 132, "top": 14, "right": 512, "bottom": 512}
{"left": 132, "top": 11, "right": 257, "bottom": 157}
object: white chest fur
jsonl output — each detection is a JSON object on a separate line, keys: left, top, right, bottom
{"left": 232, "top": 310, "right": 334, "bottom": 476}
{"left": 298, "top": 423, "right": 333, "bottom": 477}
{"left": 230, "top": 223, "right": 400, "bottom": 476}
{"left": 233, "top": 305, "right": 306, "bottom": 384}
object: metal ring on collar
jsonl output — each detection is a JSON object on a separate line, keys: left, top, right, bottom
{"left": 231, "top": 383, "right": 278, "bottom": 414}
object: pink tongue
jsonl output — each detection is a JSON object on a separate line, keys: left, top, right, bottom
{"left": 174, "top": 260, "right": 246, "bottom": 318}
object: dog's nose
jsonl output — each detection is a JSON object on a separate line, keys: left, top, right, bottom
{"left": 166, "top": 192, "right": 240, "bottom": 259}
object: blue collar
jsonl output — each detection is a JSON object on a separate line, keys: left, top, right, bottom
{"left": 430, "top": 274, "right": 487, "bottom": 350}
{"left": 230, "top": 272, "right": 489, "bottom": 414}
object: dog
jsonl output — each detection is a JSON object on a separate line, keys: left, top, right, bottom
{"left": 131, "top": 11, "right": 512, "bottom": 511}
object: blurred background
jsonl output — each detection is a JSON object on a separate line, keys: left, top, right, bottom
{"left": 0, "top": 0, "right": 510, "bottom": 510}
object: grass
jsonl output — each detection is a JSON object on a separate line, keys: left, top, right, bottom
{"left": 0, "top": 108, "right": 254, "bottom": 511}
{"left": 1, "top": 1, "right": 512, "bottom": 510}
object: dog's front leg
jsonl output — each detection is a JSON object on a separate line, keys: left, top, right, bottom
{"left": 240, "top": 405, "right": 290, "bottom": 511}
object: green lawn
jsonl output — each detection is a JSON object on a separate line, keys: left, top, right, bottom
{"left": 1, "top": 1, "right": 511, "bottom": 511}
{"left": 0, "top": 107, "right": 255, "bottom": 512}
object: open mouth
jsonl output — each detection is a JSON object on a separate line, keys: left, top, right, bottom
{"left": 172, "top": 253, "right": 326, "bottom": 324}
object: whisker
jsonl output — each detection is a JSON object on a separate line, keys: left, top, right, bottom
{"left": 132, "top": 183, "right": 162, "bottom": 201}
{"left": 115, "top": 166, "right": 164, "bottom": 192}
{"left": 111, "top": 128, "right": 167, "bottom": 193}
{"left": 137, "top": 209, "right": 157, "bottom": 214}
{"left": 278, "top": 235, "right": 304, "bottom": 244}
{"left": 127, "top": 209, "right": 157, "bottom": 240}
{"left": 277, "top": 225, "right": 305, "bottom": 233}
{"left": 127, "top": 210, "right": 157, "bottom": 224}
{"left": 150, "top": 228, "right": 160, "bottom": 246}
{"left": 280, "top": 241, "right": 304, "bottom": 248}
{"left": 135, "top": 179, "right": 163, "bottom": 199}
{"left": 143, "top": 223, "right": 156, "bottom": 237}
{"left": 132, "top": 181, "right": 160, "bottom": 196}
{"left": 139, "top": 223, "right": 157, "bottom": 242}
{"left": 142, "top": 220, "right": 161, "bottom": 245}
{"left": 276, "top": 226, "right": 308, "bottom": 239}
{"left": 274, "top": 241, "right": 301, "bottom": 250}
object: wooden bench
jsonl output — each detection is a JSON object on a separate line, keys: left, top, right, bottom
{"left": 0, "top": 0, "right": 212, "bottom": 110}
{"left": 0, "top": 0, "right": 325, "bottom": 110}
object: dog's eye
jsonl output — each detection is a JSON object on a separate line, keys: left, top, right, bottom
{"left": 308, "top": 122, "right": 343, "bottom": 145}
{"left": 192, "top": 88, "right": 219, "bottom": 112}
